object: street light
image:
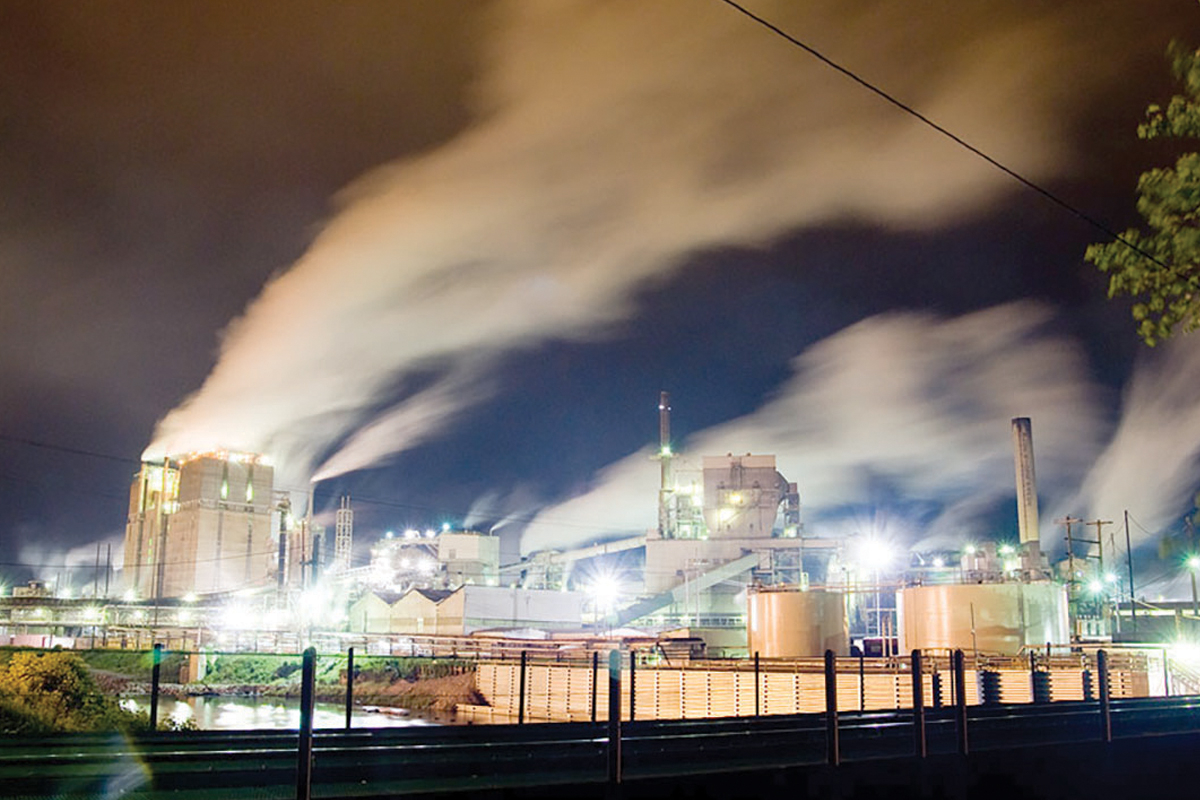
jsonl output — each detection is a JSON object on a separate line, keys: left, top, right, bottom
{"left": 856, "top": 538, "right": 894, "bottom": 646}
{"left": 1186, "top": 556, "right": 1200, "bottom": 617}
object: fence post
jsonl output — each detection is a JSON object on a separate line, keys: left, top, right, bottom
{"left": 607, "top": 649, "right": 622, "bottom": 784}
{"left": 954, "top": 649, "right": 968, "bottom": 755}
{"left": 911, "top": 649, "right": 926, "bottom": 758}
{"left": 345, "top": 646, "right": 355, "bottom": 731}
{"left": 591, "top": 650, "right": 598, "bottom": 723}
{"left": 296, "top": 647, "right": 316, "bottom": 800}
{"left": 859, "top": 652, "right": 865, "bottom": 711}
{"left": 754, "top": 652, "right": 760, "bottom": 717}
{"left": 518, "top": 650, "right": 527, "bottom": 725}
{"left": 824, "top": 649, "right": 840, "bottom": 766}
{"left": 629, "top": 649, "right": 636, "bottom": 721}
{"left": 1097, "top": 649, "right": 1112, "bottom": 743}
{"left": 149, "top": 643, "right": 162, "bottom": 731}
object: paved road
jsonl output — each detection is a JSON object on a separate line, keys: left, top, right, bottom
{"left": 6, "top": 696, "right": 1200, "bottom": 798}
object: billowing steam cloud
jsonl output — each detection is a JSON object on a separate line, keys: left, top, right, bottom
{"left": 1070, "top": 337, "right": 1200, "bottom": 537}
{"left": 147, "top": 1, "right": 1129, "bottom": 487}
{"left": 521, "top": 303, "right": 1108, "bottom": 554}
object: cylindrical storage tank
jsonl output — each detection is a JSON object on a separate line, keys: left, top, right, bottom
{"left": 747, "top": 586, "right": 848, "bottom": 657}
{"left": 897, "top": 582, "right": 1068, "bottom": 656}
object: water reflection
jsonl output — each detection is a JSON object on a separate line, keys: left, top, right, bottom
{"left": 122, "top": 695, "right": 435, "bottom": 730}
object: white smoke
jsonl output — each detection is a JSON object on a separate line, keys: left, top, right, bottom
{"left": 145, "top": 0, "right": 1110, "bottom": 484}
{"left": 18, "top": 532, "right": 125, "bottom": 595}
{"left": 1070, "top": 336, "right": 1200, "bottom": 539}
{"left": 521, "top": 303, "right": 1108, "bottom": 554}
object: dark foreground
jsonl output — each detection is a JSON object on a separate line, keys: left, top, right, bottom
{"left": 6, "top": 697, "right": 1200, "bottom": 799}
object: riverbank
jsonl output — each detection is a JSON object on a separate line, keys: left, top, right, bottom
{"left": 91, "top": 666, "right": 486, "bottom": 716}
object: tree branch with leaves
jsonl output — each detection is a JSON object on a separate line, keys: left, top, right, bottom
{"left": 1087, "top": 41, "right": 1200, "bottom": 346}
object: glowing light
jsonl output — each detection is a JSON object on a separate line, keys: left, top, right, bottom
{"left": 998, "top": 543, "right": 1015, "bottom": 556}
{"left": 424, "top": 529, "right": 436, "bottom": 538}
{"left": 1087, "top": 579, "right": 1104, "bottom": 595}
{"left": 932, "top": 557, "right": 945, "bottom": 568}
{"left": 729, "top": 493, "right": 743, "bottom": 505}
{"left": 441, "top": 522, "right": 451, "bottom": 532}
{"left": 718, "top": 507, "right": 735, "bottom": 522}
{"left": 385, "top": 530, "right": 395, "bottom": 539}
{"left": 182, "top": 592, "right": 198, "bottom": 603}
{"left": 1188, "top": 556, "right": 1200, "bottom": 571}
{"left": 660, "top": 445, "right": 672, "bottom": 457}
{"left": 404, "top": 529, "right": 419, "bottom": 539}
{"left": 964, "top": 544, "right": 977, "bottom": 556}
{"left": 857, "top": 537, "right": 893, "bottom": 572}
{"left": 1170, "top": 641, "right": 1200, "bottom": 667}
{"left": 1105, "top": 573, "right": 1119, "bottom": 584}
{"left": 218, "top": 602, "right": 251, "bottom": 630}
{"left": 589, "top": 574, "right": 621, "bottom": 612}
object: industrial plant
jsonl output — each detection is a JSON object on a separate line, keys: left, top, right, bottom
{"left": 0, "top": 396, "right": 1188, "bottom": 677}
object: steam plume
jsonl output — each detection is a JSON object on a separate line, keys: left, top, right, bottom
{"left": 146, "top": 1, "right": 1126, "bottom": 485}
{"left": 521, "top": 303, "right": 1107, "bottom": 553}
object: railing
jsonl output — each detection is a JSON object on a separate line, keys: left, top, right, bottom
{"left": 465, "top": 648, "right": 1153, "bottom": 723}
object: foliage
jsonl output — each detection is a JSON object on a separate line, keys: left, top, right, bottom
{"left": 203, "top": 654, "right": 301, "bottom": 685}
{"left": 1086, "top": 41, "right": 1200, "bottom": 345}
{"left": 0, "top": 651, "right": 142, "bottom": 733}
{"left": 79, "top": 648, "right": 186, "bottom": 681}
{"left": 352, "top": 657, "right": 470, "bottom": 683}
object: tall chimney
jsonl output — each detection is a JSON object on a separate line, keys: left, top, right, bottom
{"left": 658, "top": 392, "right": 673, "bottom": 538}
{"left": 1011, "top": 417, "right": 1040, "bottom": 544}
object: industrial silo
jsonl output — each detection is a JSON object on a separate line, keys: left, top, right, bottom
{"left": 896, "top": 582, "right": 1068, "bottom": 656}
{"left": 747, "top": 585, "right": 849, "bottom": 657}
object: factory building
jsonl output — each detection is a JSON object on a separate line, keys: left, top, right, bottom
{"left": 123, "top": 452, "right": 275, "bottom": 599}
{"left": 349, "top": 585, "right": 584, "bottom": 636}
{"left": 366, "top": 528, "right": 500, "bottom": 594}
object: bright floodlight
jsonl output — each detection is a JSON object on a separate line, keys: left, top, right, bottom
{"left": 1170, "top": 641, "right": 1200, "bottom": 666}
{"left": 1188, "top": 556, "right": 1200, "bottom": 571}
{"left": 1087, "top": 579, "right": 1104, "bottom": 595}
{"left": 858, "top": 538, "right": 893, "bottom": 572}
{"left": 590, "top": 574, "right": 621, "bottom": 612}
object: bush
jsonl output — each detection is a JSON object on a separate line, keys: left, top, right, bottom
{"left": 0, "top": 651, "right": 142, "bottom": 733}
{"left": 204, "top": 654, "right": 300, "bottom": 685}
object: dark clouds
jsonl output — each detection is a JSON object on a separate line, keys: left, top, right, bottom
{"left": 1, "top": 1, "right": 1199, "bottom": 584}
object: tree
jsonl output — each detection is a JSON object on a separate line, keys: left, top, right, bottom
{"left": 1086, "top": 41, "right": 1200, "bottom": 346}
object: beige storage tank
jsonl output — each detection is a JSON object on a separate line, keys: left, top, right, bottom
{"left": 897, "top": 582, "right": 1068, "bottom": 656}
{"left": 747, "top": 586, "right": 848, "bottom": 657}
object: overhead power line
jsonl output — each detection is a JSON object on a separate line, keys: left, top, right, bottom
{"left": 0, "top": 433, "right": 139, "bottom": 465}
{"left": 717, "top": 0, "right": 1172, "bottom": 272}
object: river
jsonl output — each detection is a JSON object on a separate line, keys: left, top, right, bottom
{"left": 121, "top": 695, "right": 440, "bottom": 730}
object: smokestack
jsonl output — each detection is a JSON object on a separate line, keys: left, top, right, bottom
{"left": 1011, "top": 417, "right": 1040, "bottom": 544}
{"left": 658, "top": 391, "right": 673, "bottom": 538}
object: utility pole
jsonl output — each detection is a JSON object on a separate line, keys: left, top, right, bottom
{"left": 1086, "top": 519, "right": 1113, "bottom": 580}
{"left": 1124, "top": 511, "right": 1136, "bottom": 632}
{"left": 1057, "top": 517, "right": 1083, "bottom": 594}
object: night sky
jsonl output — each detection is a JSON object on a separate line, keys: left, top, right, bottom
{"left": 3, "top": 1, "right": 1200, "bottom": 597}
